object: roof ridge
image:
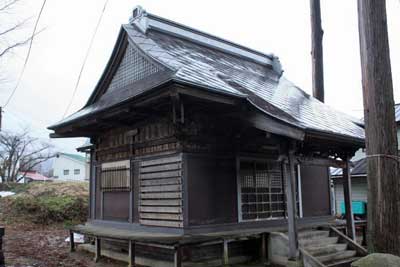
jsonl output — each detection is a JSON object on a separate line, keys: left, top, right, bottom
{"left": 129, "top": 6, "right": 283, "bottom": 74}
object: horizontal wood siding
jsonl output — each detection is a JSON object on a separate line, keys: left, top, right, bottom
{"left": 139, "top": 154, "right": 183, "bottom": 228}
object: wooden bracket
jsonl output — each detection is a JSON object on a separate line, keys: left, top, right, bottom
{"left": 171, "top": 93, "right": 184, "bottom": 124}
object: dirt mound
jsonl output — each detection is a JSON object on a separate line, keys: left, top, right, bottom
{"left": 0, "top": 182, "right": 89, "bottom": 225}
{"left": 18, "top": 181, "right": 89, "bottom": 198}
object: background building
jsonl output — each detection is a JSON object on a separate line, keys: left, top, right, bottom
{"left": 52, "top": 153, "right": 88, "bottom": 182}
{"left": 331, "top": 103, "right": 400, "bottom": 216}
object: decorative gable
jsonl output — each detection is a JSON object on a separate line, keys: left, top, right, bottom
{"left": 107, "top": 43, "right": 163, "bottom": 93}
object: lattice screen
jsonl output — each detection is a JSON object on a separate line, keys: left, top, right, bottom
{"left": 240, "top": 160, "right": 286, "bottom": 221}
{"left": 100, "top": 160, "right": 131, "bottom": 191}
{"left": 107, "top": 44, "right": 162, "bottom": 93}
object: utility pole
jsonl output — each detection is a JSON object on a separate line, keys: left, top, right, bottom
{"left": 310, "top": 0, "right": 324, "bottom": 102}
{"left": 0, "top": 107, "right": 2, "bottom": 131}
{"left": 358, "top": 0, "right": 400, "bottom": 254}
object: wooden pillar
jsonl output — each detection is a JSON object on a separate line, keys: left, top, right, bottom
{"left": 128, "top": 240, "right": 135, "bottom": 267}
{"left": 69, "top": 230, "right": 75, "bottom": 252}
{"left": 343, "top": 158, "right": 355, "bottom": 240}
{"left": 260, "top": 233, "right": 267, "bottom": 264}
{"left": 94, "top": 237, "right": 101, "bottom": 262}
{"left": 0, "top": 227, "right": 4, "bottom": 267}
{"left": 285, "top": 148, "right": 299, "bottom": 260}
{"left": 222, "top": 239, "right": 229, "bottom": 265}
{"left": 174, "top": 245, "right": 182, "bottom": 267}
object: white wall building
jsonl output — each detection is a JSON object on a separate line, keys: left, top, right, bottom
{"left": 52, "top": 153, "right": 88, "bottom": 181}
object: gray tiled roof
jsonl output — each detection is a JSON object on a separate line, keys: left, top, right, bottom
{"left": 50, "top": 8, "right": 365, "bottom": 142}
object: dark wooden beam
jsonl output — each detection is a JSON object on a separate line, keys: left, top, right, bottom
{"left": 285, "top": 144, "right": 299, "bottom": 260}
{"left": 242, "top": 111, "right": 305, "bottom": 141}
{"left": 297, "top": 156, "right": 347, "bottom": 168}
{"left": 342, "top": 157, "right": 355, "bottom": 240}
{"left": 175, "top": 85, "right": 239, "bottom": 106}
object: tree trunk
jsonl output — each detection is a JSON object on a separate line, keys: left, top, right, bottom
{"left": 357, "top": 0, "right": 400, "bottom": 254}
{"left": 310, "top": 0, "right": 324, "bottom": 102}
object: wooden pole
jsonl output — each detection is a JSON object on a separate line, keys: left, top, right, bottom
{"left": 174, "top": 245, "right": 182, "bottom": 267}
{"left": 0, "top": 227, "right": 4, "bottom": 267}
{"left": 69, "top": 230, "right": 75, "bottom": 252}
{"left": 128, "top": 240, "right": 136, "bottom": 267}
{"left": 357, "top": 0, "right": 400, "bottom": 254}
{"left": 310, "top": 0, "right": 324, "bottom": 102}
{"left": 222, "top": 239, "right": 229, "bottom": 266}
{"left": 94, "top": 237, "right": 101, "bottom": 262}
{"left": 285, "top": 147, "right": 299, "bottom": 260}
{"left": 342, "top": 157, "right": 355, "bottom": 240}
{"left": 260, "top": 233, "right": 267, "bottom": 264}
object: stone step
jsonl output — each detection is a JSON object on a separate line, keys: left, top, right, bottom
{"left": 317, "top": 250, "right": 357, "bottom": 264}
{"left": 307, "top": 243, "right": 348, "bottom": 257}
{"left": 298, "top": 230, "right": 330, "bottom": 240}
{"left": 326, "top": 256, "right": 362, "bottom": 267}
{"left": 300, "top": 236, "right": 339, "bottom": 248}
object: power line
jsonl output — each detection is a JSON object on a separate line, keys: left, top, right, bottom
{"left": 3, "top": 0, "right": 47, "bottom": 108}
{"left": 62, "top": 0, "right": 109, "bottom": 119}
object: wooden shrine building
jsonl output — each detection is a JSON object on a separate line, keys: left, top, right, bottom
{"left": 49, "top": 6, "right": 366, "bottom": 267}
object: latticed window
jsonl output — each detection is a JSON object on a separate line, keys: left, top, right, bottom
{"left": 100, "top": 160, "right": 131, "bottom": 191}
{"left": 239, "top": 160, "right": 286, "bottom": 221}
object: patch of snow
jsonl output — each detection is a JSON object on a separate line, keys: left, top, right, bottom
{"left": 0, "top": 191, "right": 15, "bottom": 197}
{"left": 65, "top": 233, "right": 84, "bottom": 243}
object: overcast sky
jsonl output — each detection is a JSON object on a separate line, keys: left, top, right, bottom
{"left": 1, "top": 0, "right": 400, "bottom": 154}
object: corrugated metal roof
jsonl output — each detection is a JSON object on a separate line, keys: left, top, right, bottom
{"left": 59, "top": 153, "right": 86, "bottom": 163}
{"left": 49, "top": 8, "right": 365, "bottom": 142}
{"left": 331, "top": 158, "right": 367, "bottom": 177}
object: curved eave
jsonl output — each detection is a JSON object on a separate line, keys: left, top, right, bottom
{"left": 305, "top": 128, "right": 365, "bottom": 147}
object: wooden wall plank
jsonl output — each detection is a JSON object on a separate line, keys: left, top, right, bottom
{"left": 140, "top": 177, "right": 181, "bottom": 186}
{"left": 140, "top": 184, "right": 181, "bottom": 193}
{"left": 139, "top": 219, "right": 183, "bottom": 228}
{"left": 140, "top": 192, "right": 182, "bottom": 199}
{"left": 139, "top": 206, "right": 182, "bottom": 213}
{"left": 140, "top": 213, "right": 183, "bottom": 220}
{"left": 140, "top": 155, "right": 182, "bottom": 167}
{"left": 140, "top": 171, "right": 181, "bottom": 180}
{"left": 141, "top": 199, "right": 182, "bottom": 206}
{"left": 139, "top": 154, "right": 183, "bottom": 228}
{"left": 140, "top": 163, "right": 181, "bottom": 173}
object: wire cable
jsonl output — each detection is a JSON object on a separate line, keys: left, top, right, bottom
{"left": 61, "top": 0, "right": 109, "bottom": 119}
{"left": 3, "top": 0, "right": 47, "bottom": 108}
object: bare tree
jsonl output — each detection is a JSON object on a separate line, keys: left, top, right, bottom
{"left": 0, "top": 0, "right": 32, "bottom": 60}
{"left": 0, "top": 130, "right": 55, "bottom": 183}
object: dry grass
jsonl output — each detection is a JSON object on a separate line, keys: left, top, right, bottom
{"left": 18, "top": 181, "right": 89, "bottom": 198}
